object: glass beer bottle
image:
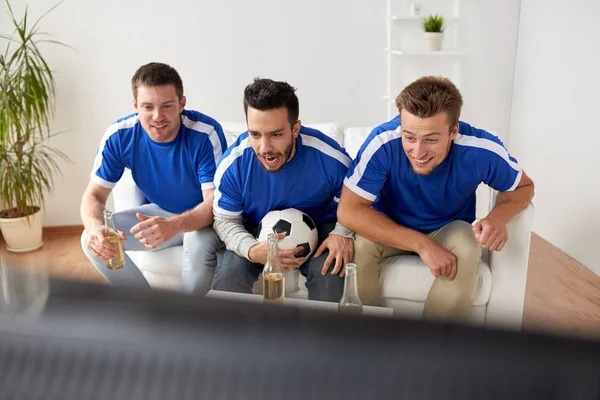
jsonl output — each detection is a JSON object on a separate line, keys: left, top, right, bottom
{"left": 338, "top": 263, "right": 363, "bottom": 314}
{"left": 103, "top": 210, "right": 125, "bottom": 270}
{"left": 263, "top": 233, "right": 285, "bottom": 305}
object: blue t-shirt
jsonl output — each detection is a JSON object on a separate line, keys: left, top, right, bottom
{"left": 214, "top": 126, "right": 352, "bottom": 226}
{"left": 344, "top": 115, "right": 522, "bottom": 233}
{"left": 91, "top": 109, "right": 228, "bottom": 214}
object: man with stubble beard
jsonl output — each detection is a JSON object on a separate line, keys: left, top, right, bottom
{"left": 211, "top": 78, "right": 354, "bottom": 302}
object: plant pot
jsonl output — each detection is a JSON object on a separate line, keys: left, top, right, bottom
{"left": 0, "top": 207, "right": 43, "bottom": 253}
{"left": 424, "top": 32, "right": 444, "bottom": 51}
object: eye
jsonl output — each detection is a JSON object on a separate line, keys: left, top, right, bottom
{"left": 404, "top": 136, "right": 416, "bottom": 142}
{"left": 163, "top": 105, "right": 173, "bottom": 109}
{"left": 426, "top": 139, "right": 438, "bottom": 143}
{"left": 272, "top": 133, "right": 282, "bottom": 138}
{"left": 250, "top": 132, "right": 259, "bottom": 138}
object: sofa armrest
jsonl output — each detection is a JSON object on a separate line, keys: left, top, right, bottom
{"left": 485, "top": 201, "right": 535, "bottom": 330}
{"left": 111, "top": 169, "right": 147, "bottom": 213}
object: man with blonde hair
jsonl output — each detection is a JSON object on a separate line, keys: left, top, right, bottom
{"left": 338, "top": 76, "right": 534, "bottom": 322}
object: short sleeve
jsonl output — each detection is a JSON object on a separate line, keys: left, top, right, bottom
{"left": 343, "top": 132, "right": 393, "bottom": 202}
{"left": 90, "top": 130, "right": 125, "bottom": 189}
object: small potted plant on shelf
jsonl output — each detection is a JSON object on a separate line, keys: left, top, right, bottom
{"left": 0, "top": 1, "right": 70, "bottom": 252}
{"left": 422, "top": 13, "right": 445, "bottom": 51}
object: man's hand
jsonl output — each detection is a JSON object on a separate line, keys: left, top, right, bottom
{"left": 86, "top": 225, "right": 127, "bottom": 261}
{"left": 472, "top": 216, "right": 508, "bottom": 251}
{"left": 313, "top": 235, "right": 354, "bottom": 277}
{"left": 418, "top": 241, "right": 457, "bottom": 280}
{"left": 130, "top": 213, "right": 179, "bottom": 249}
{"left": 248, "top": 233, "right": 303, "bottom": 269}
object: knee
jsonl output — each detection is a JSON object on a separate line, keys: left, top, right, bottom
{"left": 183, "top": 228, "right": 222, "bottom": 255}
{"left": 80, "top": 230, "right": 90, "bottom": 251}
{"left": 445, "top": 221, "right": 482, "bottom": 261}
{"left": 353, "top": 234, "right": 379, "bottom": 258}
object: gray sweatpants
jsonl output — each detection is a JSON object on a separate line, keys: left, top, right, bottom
{"left": 80, "top": 203, "right": 223, "bottom": 296}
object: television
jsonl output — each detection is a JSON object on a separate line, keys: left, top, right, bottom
{"left": 0, "top": 273, "right": 599, "bottom": 399}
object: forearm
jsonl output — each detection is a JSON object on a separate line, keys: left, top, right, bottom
{"left": 169, "top": 200, "right": 214, "bottom": 233}
{"left": 339, "top": 204, "right": 431, "bottom": 253}
{"left": 80, "top": 193, "right": 106, "bottom": 232}
{"left": 213, "top": 212, "right": 259, "bottom": 260}
{"left": 488, "top": 185, "right": 535, "bottom": 225}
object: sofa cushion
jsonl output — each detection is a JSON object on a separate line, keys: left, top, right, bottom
{"left": 379, "top": 251, "right": 492, "bottom": 306}
{"left": 127, "top": 247, "right": 183, "bottom": 276}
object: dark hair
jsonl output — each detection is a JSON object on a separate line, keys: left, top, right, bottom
{"left": 395, "top": 76, "right": 463, "bottom": 128}
{"left": 131, "top": 62, "right": 184, "bottom": 100}
{"left": 243, "top": 78, "right": 299, "bottom": 125}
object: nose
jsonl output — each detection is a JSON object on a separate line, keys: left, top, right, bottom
{"left": 260, "top": 137, "right": 274, "bottom": 154}
{"left": 153, "top": 108, "right": 164, "bottom": 121}
{"left": 413, "top": 141, "right": 427, "bottom": 159}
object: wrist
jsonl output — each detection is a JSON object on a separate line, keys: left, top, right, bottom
{"left": 413, "top": 234, "right": 433, "bottom": 255}
{"left": 167, "top": 215, "right": 184, "bottom": 234}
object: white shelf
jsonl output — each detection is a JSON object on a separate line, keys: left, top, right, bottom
{"left": 388, "top": 15, "right": 459, "bottom": 22}
{"left": 387, "top": 49, "right": 465, "bottom": 57}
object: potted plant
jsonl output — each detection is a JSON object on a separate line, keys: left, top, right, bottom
{"left": 0, "top": 1, "right": 70, "bottom": 252}
{"left": 422, "top": 13, "right": 445, "bottom": 51}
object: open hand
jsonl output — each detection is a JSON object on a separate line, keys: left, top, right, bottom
{"left": 130, "top": 213, "right": 178, "bottom": 249}
{"left": 314, "top": 235, "right": 354, "bottom": 277}
{"left": 472, "top": 216, "right": 508, "bottom": 251}
{"left": 86, "top": 225, "right": 126, "bottom": 261}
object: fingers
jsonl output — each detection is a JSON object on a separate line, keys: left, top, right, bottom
{"left": 134, "top": 224, "right": 158, "bottom": 241}
{"left": 130, "top": 215, "right": 155, "bottom": 234}
{"left": 449, "top": 256, "right": 457, "bottom": 281}
{"left": 140, "top": 230, "right": 162, "bottom": 248}
{"left": 472, "top": 221, "right": 482, "bottom": 240}
{"left": 488, "top": 236, "right": 504, "bottom": 252}
{"left": 321, "top": 253, "right": 335, "bottom": 275}
{"left": 136, "top": 213, "right": 150, "bottom": 221}
{"left": 330, "top": 256, "right": 343, "bottom": 275}
{"left": 280, "top": 256, "right": 302, "bottom": 268}
{"left": 118, "top": 230, "right": 127, "bottom": 241}
{"left": 313, "top": 240, "right": 328, "bottom": 259}
{"left": 496, "top": 237, "right": 507, "bottom": 252}
{"left": 89, "top": 237, "right": 115, "bottom": 260}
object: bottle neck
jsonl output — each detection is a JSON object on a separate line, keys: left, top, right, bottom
{"left": 342, "top": 267, "right": 360, "bottom": 299}
{"left": 265, "top": 236, "right": 283, "bottom": 273}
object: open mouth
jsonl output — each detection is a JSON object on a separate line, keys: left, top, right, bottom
{"left": 262, "top": 155, "right": 280, "bottom": 168}
{"left": 152, "top": 124, "right": 167, "bottom": 132}
{"left": 413, "top": 157, "right": 433, "bottom": 167}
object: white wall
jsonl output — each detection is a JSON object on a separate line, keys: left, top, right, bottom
{"left": 509, "top": 0, "right": 600, "bottom": 274}
{"left": 0, "top": 0, "right": 521, "bottom": 226}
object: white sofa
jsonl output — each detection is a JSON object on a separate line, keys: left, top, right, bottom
{"left": 112, "top": 122, "right": 534, "bottom": 330}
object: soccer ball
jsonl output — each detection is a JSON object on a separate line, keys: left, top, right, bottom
{"left": 256, "top": 208, "right": 319, "bottom": 266}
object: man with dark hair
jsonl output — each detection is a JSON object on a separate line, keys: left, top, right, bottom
{"left": 80, "top": 62, "right": 228, "bottom": 295}
{"left": 338, "top": 76, "right": 535, "bottom": 322}
{"left": 211, "top": 78, "right": 354, "bottom": 302}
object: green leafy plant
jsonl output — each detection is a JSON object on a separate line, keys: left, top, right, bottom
{"left": 0, "top": 0, "right": 71, "bottom": 220}
{"left": 422, "top": 13, "right": 445, "bottom": 33}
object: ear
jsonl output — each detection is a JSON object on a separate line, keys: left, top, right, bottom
{"left": 449, "top": 123, "right": 459, "bottom": 140}
{"left": 133, "top": 98, "right": 138, "bottom": 111}
{"left": 293, "top": 120, "right": 301, "bottom": 138}
{"left": 179, "top": 95, "right": 187, "bottom": 112}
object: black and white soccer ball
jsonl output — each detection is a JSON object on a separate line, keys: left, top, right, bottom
{"left": 256, "top": 208, "right": 319, "bottom": 266}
